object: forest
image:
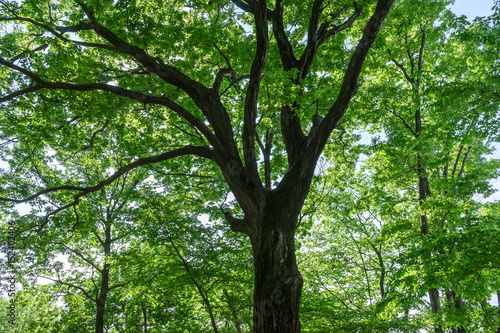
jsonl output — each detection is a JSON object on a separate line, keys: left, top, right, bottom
{"left": 0, "top": 0, "right": 499, "bottom": 332}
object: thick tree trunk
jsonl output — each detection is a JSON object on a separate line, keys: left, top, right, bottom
{"left": 251, "top": 212, "right": 303, "bottom": 333}
{"left": 234, "top": 184, "right": 307, "bottom": 333}
{"left": 219, "top": 1, "right": 395, "bottom": 331}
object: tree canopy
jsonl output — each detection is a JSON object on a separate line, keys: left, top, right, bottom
{"left": 1, "top": 0, "right": 499, "bottom": 332}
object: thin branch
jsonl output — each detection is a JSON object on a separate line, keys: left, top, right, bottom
{"left": 212, "top": 42, "right": 232, "bottom": 69}
{"left": 109, "top": 283, "right": 125, "bottom": 291}
{"left": 152, "top": 171, "right": 214, "bottom": 179}
{"left": 56, "top": 243, "right": 103, "bottom": 273}
{"left": 38, "top": 275, "right": 97, "bottom": 303}
{"left": 387, "top": 49, "right": 414, "bottom": 84}
{"left": 10, "top": 44, "right": 49, "bottom": 62}
{"left": 0, "top": 16, "right": 119, "bottom": 52}
{"left": 79, "top": 118, "right": 110, "bottom": 152}
{"left": 452, "top": 145, "right": 464, "bottom": 178}
{"left": 0, "top": 55, "right": 216, "bottom": 143}
{"left": 167, "top": 233, "right": 220, "bottom": 333}
{"left": 318, "top": 3, "right": 363, "bottom": 46}
{"left": 457, "top": 146, "right": 471, "bottom": 178}
{"left": 0, "top": 146, "right": 213, "bottom": 204}
{"left": 390, "top": 108, "right": 416, "bottom": 135}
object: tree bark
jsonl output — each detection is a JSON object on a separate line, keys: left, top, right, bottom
{"left": 251, "top": 192, "right": 304, "bottom": 333}
{"left": 418, "top": 163, "right": 442, "bottom": 333}
{"left": 96, "top": 222, "right": 112, "bottom": 333}
{"left": 95, "top": 264, "right": 109, "bottom": 333}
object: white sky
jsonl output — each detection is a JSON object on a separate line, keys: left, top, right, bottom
{"left": 450, "top": 0, "right": 495, "bottom": 19}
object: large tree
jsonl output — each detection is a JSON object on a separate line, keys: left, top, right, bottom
{"left": 1, "top": 0, "right": 395, "bottom": 331}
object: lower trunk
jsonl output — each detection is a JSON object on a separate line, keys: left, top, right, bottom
{"left": 251, "top": 205, "right": 303, "bottom": 333}
{"left": 95, "top": 264, "right": 110, "bottom": 333}
{"left": 419, "top": 173, "right": 442, "bottom": 333}
{"left": 96, "top": 300, "right": 106, "bottom": 333}
{"left": 429, "top": 287, "right": 443, "bottom": 333}
{"left": 422, "top": 212, "right": 442, "bottom": 333}
{"left": 455, "top": 295, "right": 466, "bottom": 333}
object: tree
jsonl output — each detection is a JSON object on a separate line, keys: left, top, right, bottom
{"left": 33, "top": 174, "right": 138, "bottom": 333}
{"left": 345, "top": 1, "right": 500, "bottom": 331}
{"left": 0, "top": 0, "right": 396, "bottom": 331}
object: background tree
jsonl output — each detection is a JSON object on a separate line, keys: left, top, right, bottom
{"left": 343, "top": 0, "right": 500, "bottom": 331}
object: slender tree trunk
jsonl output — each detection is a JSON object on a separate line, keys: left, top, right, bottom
{"left": 418, "top": 169, "right": 442, "bottom": 333}
{"left": 404, "top": 27, "right": 442, "bottom": 333}
{"left": 453, "top": 291, "right": 466, "bottom": 333}
{"left": 96, "top": 262, "right": 110, "bottom": 333}
{"left": 96, "top": 224, "right": 112, "bottom": 333}
{"left": 168, "top": 235, "right": 219, "bottom": 333}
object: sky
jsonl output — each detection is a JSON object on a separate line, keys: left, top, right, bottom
{"left": 450, "top": 0, "right": 495, "bottom": 18}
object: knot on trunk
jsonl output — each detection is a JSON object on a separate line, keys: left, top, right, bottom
{"left": 223, "top": 211, "right": 252, "bottom": 236}
{"left": 284, "top": 273, "right": 303, "bottom": 292}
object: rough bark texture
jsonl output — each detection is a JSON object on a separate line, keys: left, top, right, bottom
{"left": 95, "top": 223, "right": 111, "bottom": 333}
{"left": 251, "top": 191, "right": 305, "bottom": 333}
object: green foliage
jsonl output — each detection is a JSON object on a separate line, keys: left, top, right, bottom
{"left": 0, "top": 0, "right": 499, "bottom": 332}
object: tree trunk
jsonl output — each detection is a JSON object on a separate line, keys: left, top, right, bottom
{"left": 251, "top": 214, "right": 303, "bottom": 332}
{"left": 96, "top": 263, "right": 110, "bottom": 333}
{"left": 96, "top": 223, "right": 112, "bottom": 333}
{"left": 453, "top": 291, "right": 466, "bottom": 333}
{"left": 239, "top": 186, "right": 306, "bottom": 333}
{"left": 418, "top": 172, "right": 442, "bottom": 333}
{"left": 446, "top": 290, "right": 466, "bottom": 333}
